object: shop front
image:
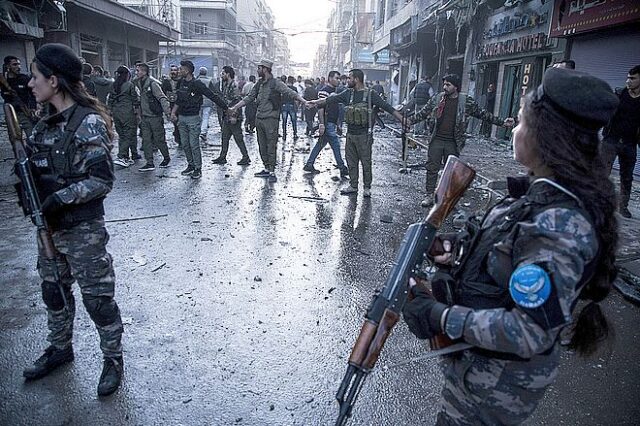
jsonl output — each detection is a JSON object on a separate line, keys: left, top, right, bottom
{"left": 473, "top": 0, "right": 564, "bottom": 139}
{"left": 550, "top": 0, "right": 640, "bottom": 174}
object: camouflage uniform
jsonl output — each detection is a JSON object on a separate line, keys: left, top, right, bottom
{"left": 412, "top": 93, "right": 506, "bottom": 193}
{"left": 29, "top": 107, "right": 123, "bottom": 360}
{"left": 218, "top": 79, "right": 249, "bottom": 161}
{"left": 428, "top": 178, "right": 597, "bottom": 424}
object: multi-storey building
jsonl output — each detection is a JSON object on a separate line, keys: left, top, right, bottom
{"left": 318, "top": 1, "right": 388, "bottom": 83}
{"left": 1, "top": 0, "right": 178, "bottom": 78}
{"left": 159, "top": 0, "right": 239, "bottom": 76}
{"left": 236, "top": 0, "right": 275, "bottom": 79}
{"left": 272, "top": 32, "right": 291, "bottom": 77}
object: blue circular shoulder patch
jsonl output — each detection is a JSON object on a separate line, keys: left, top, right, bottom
{"left": 509, "top": 264, "right": 551, "bottom": 309}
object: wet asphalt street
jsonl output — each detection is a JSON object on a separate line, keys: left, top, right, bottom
{"left": 1, "top": 120, "right": 639, "bottom": 425}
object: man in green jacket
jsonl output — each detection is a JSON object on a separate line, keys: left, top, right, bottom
{"left": 228, "top": 59, "right": 308, "bottom": 182}
{"left": 411, "top": 74, "right": 514, "bottom": 207}
{"left": 134, "top": 63, "right": 172, "bottom": 172}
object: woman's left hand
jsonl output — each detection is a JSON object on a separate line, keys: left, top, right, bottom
{"left": 403, "top": 278, "right": 447, "bottom": 340}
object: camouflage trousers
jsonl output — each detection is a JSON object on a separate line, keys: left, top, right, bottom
{"left": 436, "top": 350, "right": 559, "bottom": 425}
{"left": 37, "top": 218, "right": 123, "bottom": 359}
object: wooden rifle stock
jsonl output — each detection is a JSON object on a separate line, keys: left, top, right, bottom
{"left": 335, "top": 155, "right": 475, "bottom": 425}
{"left": 426, "top": 156, "right": 476, "bottom": 228}
{"left": 4, "top": 104, "right": 64, "bottom": 291}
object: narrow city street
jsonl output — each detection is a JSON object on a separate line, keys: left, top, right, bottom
{"left": 1, "top": 123, "right": 639, "bottom": 425}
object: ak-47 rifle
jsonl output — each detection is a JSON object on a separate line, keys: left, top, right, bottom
{"left": 335, "top": 155, "right": 476, "bottom": 425}
{"left": 4, "top": 103, "right": 67, "bottom": 308}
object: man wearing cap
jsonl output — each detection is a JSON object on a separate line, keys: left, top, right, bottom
{"left": 228, "top": 59, "right": 308, "bottom": 182}
{"left": 411, "top": 73, "right": 515, "bottom": 207}
{"left": 170, "top": 60, "right": 228, "bottom": 179}
{"left": 601, "top": 65, "right": 640, "bottom": 218}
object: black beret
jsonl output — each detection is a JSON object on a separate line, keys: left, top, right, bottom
{"left": 533, "top": 68, "right": 619, "bottom": 131}
{"left": 34, "top": 43, "right": 83, "bottom": 83}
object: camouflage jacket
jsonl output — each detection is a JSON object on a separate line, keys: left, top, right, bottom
{"left": 29, "top": 106, "right": 114, "bottom": 206}
{"left": 413, "top": 92, "right": 506, "bottom": 152}
{"left": 219, "top": 79, "right": 243, "bottom": 121}
{"left": 442, "top": 178, "right": 598, "bottom": 360}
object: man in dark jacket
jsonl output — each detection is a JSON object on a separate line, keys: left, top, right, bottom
{"left": 303, "top": 79, "right": 318, "bottom": 136}
{"left": 170, "top": 60, "right": 228, "bottom": 179}
{"left": 82, "top": 63, "right": 97, "bottom": 97}
{"left": 601, "top": 65, "right": 640, "bottom": 218}
{"left": 1, "top": 55, "right": 37, "bottom": 136}
{"left": 92, "top": 66, "right": 113, "bottom": 105}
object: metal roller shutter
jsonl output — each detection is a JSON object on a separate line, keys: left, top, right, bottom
{"left": 570, "top": 26, "right": 640, "bottom": 177}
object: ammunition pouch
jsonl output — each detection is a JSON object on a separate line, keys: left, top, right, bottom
{"left": 344, "top": 103, "right": 372, "bottom": 126}
{"left": 344, "top": 89, "right": 373, "bottom": 128}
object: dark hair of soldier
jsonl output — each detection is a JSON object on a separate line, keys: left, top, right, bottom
{"left": 32, "top": 57, "right": 113, "bottom": 141}
{"left": 523, "top": 90, "right": 617, "bottom": 356}
{"left": 113, "top": 65, "right": 130, "bottom": 94}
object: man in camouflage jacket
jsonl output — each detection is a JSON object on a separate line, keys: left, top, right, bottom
{"left": 411, "top": 74, "right": 514, "bottom": 207}
{"left": 212, "top": 65, "right": 250, "bottom": 165}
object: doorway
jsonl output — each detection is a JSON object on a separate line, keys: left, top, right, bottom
{"left": 497, "top": 63, "right": 521, "bottom": 140}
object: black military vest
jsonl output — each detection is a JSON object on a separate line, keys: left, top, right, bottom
{"left": 30, "top": 105, "right": 105, "bottom": 229}
{"left": 450, "top": 178, "right": 592, "bottom": 311}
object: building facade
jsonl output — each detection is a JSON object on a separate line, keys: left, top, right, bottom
{"left": 1, "top": 0, "right": 178, "bottom": 77}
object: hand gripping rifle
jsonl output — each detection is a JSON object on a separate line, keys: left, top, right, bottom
{"left": 335, "top": 156, "right": 476, "bottom": 425}
{"left": 4, "top": 104, "right": 67, "bottom": 308}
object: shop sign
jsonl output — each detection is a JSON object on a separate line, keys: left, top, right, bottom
{"left": 519, "top": 57, "right": 537, "bottom": 103}
{"left": 483, "top": 8, "right": 550, "bottom": 40}
{"left": 477, "top": 32, "right": 551, "bottom": 60}
{"left": 550, "top": 0, "right": 640, "bottom": 37}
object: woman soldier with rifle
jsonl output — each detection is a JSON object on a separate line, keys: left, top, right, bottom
{"left": 403, "top": 68, "right": 620, "bottom": 424}
{"left": 19, "top": 43, "right": 124, "bottom": 396}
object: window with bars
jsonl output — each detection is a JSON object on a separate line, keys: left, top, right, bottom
{"left": 193, "top": 22, "right": 208, "bottom": 35}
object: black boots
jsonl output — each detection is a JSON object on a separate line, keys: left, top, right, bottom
{"left": 23, "top": 345, "right": 74, "bottom": 380}
{"left": 24, "top": 346, "right": 123, "bottom": 396}
{"left": 97, "top": 356, "right": 124, "bottom": 396}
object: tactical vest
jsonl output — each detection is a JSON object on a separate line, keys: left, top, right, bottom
{"left": 344, "top": 89, "right": 372, "bottom": 128}
{"left": 30, "top": 105, "right": 106, "bottom": 229}
{"left": 414, "top": 81, "right": 432, "bottom": 106}
{"left": 449, "top": 180, "right": 594, "bottom": 311}
{"left": 176, "top": 79, "right": 203, "bottom": 112}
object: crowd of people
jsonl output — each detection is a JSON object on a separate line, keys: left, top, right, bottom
{"left": 3, "top": 55, "right": 638, "bottom": 212}
{"left": 2, "top": 44, "right": 639, "bottom": 418}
